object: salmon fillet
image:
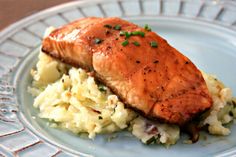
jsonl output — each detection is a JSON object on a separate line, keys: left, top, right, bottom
{"left": 42, "top": 17, "right": 213, "bottom": 125}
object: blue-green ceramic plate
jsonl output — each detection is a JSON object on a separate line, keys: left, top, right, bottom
{"left": 0, "top": 0, "right": 236, "bottom": 157}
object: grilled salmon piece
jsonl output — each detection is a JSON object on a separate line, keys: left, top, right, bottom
{"left": 42, "top": 17, "right": 213, "bottom": 125}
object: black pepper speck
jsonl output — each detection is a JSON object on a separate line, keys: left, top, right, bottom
{"left": 153, "top": 60, "right": 159, "bottom": 64}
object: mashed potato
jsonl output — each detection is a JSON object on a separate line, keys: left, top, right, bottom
{"left": 28, "top": 28, "right": 236, "bottom": 145}
{"left": 30, "top": 53, "right": 136, "bottom": 138}
{"left": 202, "top": 73, "right": 236, "bottom": 135}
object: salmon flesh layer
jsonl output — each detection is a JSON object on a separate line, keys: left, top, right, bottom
{"left": 42, "top": 17, "right": 213, "bottom": 125}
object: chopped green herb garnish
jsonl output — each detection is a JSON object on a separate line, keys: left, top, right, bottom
{"left": 150, "top": 41, "right": 158, "bottom": 47}
{"left": 104, "top": 24, "right": 112, "bottom": 29}
{"left": 144, "top": 24, "right": 152, "bottom": 31}
{"left": 120, "top": 31, "right": 145, "bottom": 38}
{"left": 98, "top": 84, "right": 106, "bottom": 92}
{"left": 131, "top": 31, "right": 139, "bottom": 35}
{"left": 139, "top": 31, "right": 145, "bottom": 37}
{"left": 132, "top": 41, "right": 140, "bottom": 46}
{"left": 131, "top": 31, "right": 145, "bottom": 37}
{"left": 146, "top": 136, "right": 157, "bottom": 145}
{"left": 114, "top": 25, "right": 121, "bottom": 30}
{"left": 122, "top": 40, "right": 129, "bottom": 46}
{"left": 98, "top": 116, "right": 103, "bottom": 120}
{"left": 125, "top": 32, "right": 131, "bottom": 39}
{"left": 94, "top": 38, "right": 103, "bottom": 44}
{"left": 119, "top": 31, "right": 125, "bottom": 36}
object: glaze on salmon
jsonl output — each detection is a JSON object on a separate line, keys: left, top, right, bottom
{"left": 42, "top": 17, "right": 213, "bottom": 125}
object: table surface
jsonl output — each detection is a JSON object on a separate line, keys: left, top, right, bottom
{"left": 0, "top": 0, "right": 73, "bottom": 30}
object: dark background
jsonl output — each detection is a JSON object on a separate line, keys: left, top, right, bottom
{"left": 0, "top": 0, "right": 73, "bottom": 30}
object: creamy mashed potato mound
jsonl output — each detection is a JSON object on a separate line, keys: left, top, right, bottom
{"left": 202, "top": 73, "right": 236, "bottom": 135}
{"left": 29, "top": 28, "right": 236, "bottom": 145}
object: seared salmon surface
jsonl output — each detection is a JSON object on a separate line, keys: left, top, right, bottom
{"left": 42, "top": 17, "right": 212, "bottom": 125}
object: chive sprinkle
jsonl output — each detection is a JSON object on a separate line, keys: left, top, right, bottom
{"left": 114, "top": 25, "right": 121, "bottom": 30}
{"left": 144, "top": 24, "right": 152, "bottom": 31}
{"left": 122, "top": 40, "right": 129, "bottom": 46}
{"left": 98, "top": 116, "right": 103, "bottom": 120}
{"left": 131, "top": 31, "right": 145, "bottom": 37}
{"left": 132, "top": 41, "right": 140, "bottom": 46}
{"left": 125, "top": 32, "right": 131, "bottom": 39}
{"left": 94, "top": 38, "right": 103, "bottom": 44}
{"left": 104, "top": 24, "right": 112, "bottom": 29}
{"left": 146, "top": 136, "right": 157, "bottom": 145}
{"left": 139, "top": 31, "right": 145, "bottom": 37}
{"left": 119, "top": 31, "right": 125, "bottom": 36}
{"left": 150, "top": 41, "right": 158, "bottom": 47}
{"left": 131, "top": 31, "right": 139, "bottom": 35}
{"left": 98, "top": 84, "right": 106, "bottom": 92}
